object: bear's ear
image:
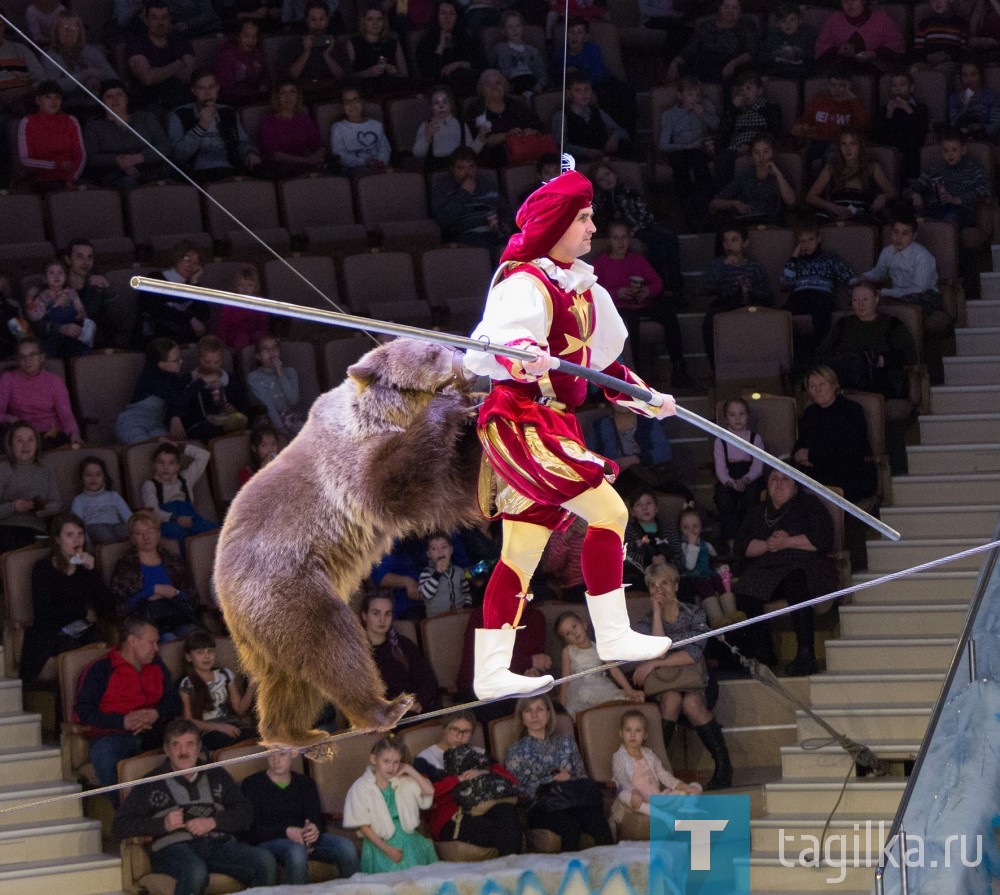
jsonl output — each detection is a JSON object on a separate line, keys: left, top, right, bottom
{"left": 347, "top": 353, "right": 382, "bottom": 387}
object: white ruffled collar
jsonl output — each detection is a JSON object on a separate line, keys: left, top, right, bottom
{"left": 533, "top": 256, "right": 598, "bottom": 293}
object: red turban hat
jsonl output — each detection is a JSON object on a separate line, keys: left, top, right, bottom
{"left": 500, "top": 170, "right": 593, "bottom": 264}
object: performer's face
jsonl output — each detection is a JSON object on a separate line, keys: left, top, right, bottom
{"left": 549, "top": 206, "right": 596, "bottom": 263}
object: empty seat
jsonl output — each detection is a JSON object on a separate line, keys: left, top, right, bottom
{"left": 420, "top": 245, "right": 492, "bottom": 334}
{"left": 762, "top": 77, "right": 800, "bottom": 134}
{"left": 238, "top": 102, "right": 272, "bottom": 145}
{"left": 278, "top": 175, "right": 368, "bottom": 253}
{"left": 322, "top": 333, "right": 371, "bottom": 389}
{"left": 204, "top": 179, "right": 291, "bottom": 257}
{"left": 208, "top": 431, "right": 250, "bottom": 509}
{"left": 58, "top": 642, "right": 110, "bottom": 786}
{"left": 126, "top": 183, "right": 211, "bottom": 257}
{"left": 745, "top": 226, "right": 795, "bottom": 299}
{"left": 186, "top": 528, "right": 221, "bottom": 610}
{"left": 0, "top": 192, "right": 52, "bottom": 271}
{"left": 342, "top": 251, "right": 432, "bottom": 326}
{"left": 713, "top": 306, "right": 793, "bottom": 399}
{"left": 843, "top": 389, "right": 891, "bottom": 506}
{"left": 355, "top": 171, "right": 440, "bottom": 247}
{"left": 819, "top": 222, "right": 877, "bottom": 279}
{"left": 2, "top": 544, "right": 54, "bottom": 678}
{"left": 70, "top": 350, "right": 146, "bottom": 445}
{"left": 310, "top": 730, "right": 382, "bottom": 822}
{"left": 263, "top": 255, "right": 340, "bottom": 310}
{"left": 48, "top": 188, "right": 135, "bottom": 261}
{"left": 385, "top": 93, "right": 431, "bottom": 153}
{"left": 501, "top": 163, "right": 540, "bottom": 209}
{"left": 420, "top": 608, "right": 472, "bottom": 697}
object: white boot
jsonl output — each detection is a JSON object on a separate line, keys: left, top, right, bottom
{"left": 586, "top": 587, "right": 672, "bottom": 661}
{"left": 473, "top": 627, "right": 554, "bottom": 701}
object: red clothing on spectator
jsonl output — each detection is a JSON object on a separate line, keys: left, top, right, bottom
{"left": 427, "top": 762, "right": 518, "bottom": 838}
{"left": 17, "top": 110, "right": 85, "bottom": 187}
{"left": 0, "top": 368, "right": 80, "bottom": 439}
{"left": 592, "top": 251, "right": 664, "bottom": 311}
{"left": 215, "top": 303, "right": 271, "bottom": 351}
{"left": 797, "top": 94, "right": 869, "bottom": 142}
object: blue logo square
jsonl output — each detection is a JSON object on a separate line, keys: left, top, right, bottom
{"left": 650, "top": 794, "right": 751, "bottom": 895}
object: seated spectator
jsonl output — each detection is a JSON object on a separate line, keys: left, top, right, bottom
{"left": 733, "top": 469, "right": 836, "bottom": 673}
{"left": 26, "top": 0, "right": 65, "bottom": 49}
{"left": 780, "top": 216, "right": 855, "bottom": 347}
{"left": 491, "top": 10, "right": 546, "bottom": 96}
{"left": 126, "top": 0, "right": 196, "bottom": 112}
{"left": 416, "top": 0, "right": 483, "bottom": 97}
{"left": 26, "top": 259, "right": 94, "bottom": 358}
{"left": 139, "top": 241, "right": 210, "bottom": 344}
{"left": 20, "top": 512, "right": 108, "bottom": 682}
{"left": 714, "top": 70, "right": 783, "bottom": 187}
{"left": 216, "top": 266, "right": 271, "bottom": 351}
{"left": 872, "top": 69, "right": 929, "bottom": 184}
{"left": 115, "top": 338, "right": 188, "bottom": 445}
{"left": 713, "top": 397, "right": 766, "bottom": 546}
{"left": 84, "top": 79, "right": 171, "bottom": 190}
{"left": 110, "top": 509, "right": 201, "bottom": 636}
{"left": 862, "top": 209, "right": 944, "bottom": 319}
{"left": 418, "top": 530, "right": 471, "bottom": 617}
{"left": 18, "top": 80, "right": 85, "bottom": 192}
{"left": 214, "top": 19, "right": 269, "bottom": 105}
{"left": 467, "top": 68, "right": 543, "bottom": 168}
{"left": 757, "top": 2, "right": 815, "bottom": 79}
{"left": 949, "top": 59, "right": 1000, "bottom": 140}
{"left": 430, "top": 146, "right": 511, "bottom": 256}
{"left": 73, "top": 617, "right": 181, "bottom": 798}
{"left": 346, "top": 2, "right": 409, "bottom": 84}
{"left": 817, "top": 279, "right": 917, "bottom": 472}
{"left": 412, "top": 711, "right": 524, "bottom": 854}
{"left": 541, "top": 517, "right": 587, "bottom": 602}
{"left": 182, "top": 335, "right": 248, "bottom": 441}
{"left": 71, "top": 455, "right": 133, "bottom": 545}
{"left": 805, "top": 126, "right": 895, "bottom": 224}
{"left": 412, "top": 85, "right": 482, "bottom": 170}
{"left": 556, "top": 17, "right": 633, "bottom": 130}
{"left": 178, "top": 630, "right": 254, "bottom": 751}
{"left": 668, "top": 0, "right": 758, "bottom": 84}
{"left": 64, "top": 240, "right": 119, "bottom": 350}
{"left": 913, "top": 0, "right": 968, "bottom": 77}
{"left": 0, "top": 421, "right": 61, "bottom": 552}
{"left": 592, "top": 220, "right": 687, "bottom": 384}
{"left": 166, "top": 0, "right": 221, "bottom": 35}
{"left": 373, "top": 532, "right": 470, "bottom": 619}
{"left": 242, "top": 749, "right": 360, "bottom": 883}
{"left": 658, "top": 75, "right": 719, "bottom": 229}
{"left": 169, "top": 68, "right": 262, "bottom": 182}
{"left": 794, "top": 364, "right": 877, "bottom": 506}
{"left": 329, "top": 86, "right": 389, "bottom": 173}
{"left": 709, "top": 132, "right": 796, "bottom": 226}
{"left": 246, "top": 335, "right": 305, "bottom": 436}
{"left": 700, "top": 220, "right": 773, "bottom": 364}
{"left": 591, "top": 161, "right": 682, "bottom": 299}
{"left": 258, "top": 79, "right": 326, "bottom": 179}
{"left": 43, "top": 11, "right": 117, "bottom": 113}
{"left": 814, "top": 0, "right": 904, "bottom": 75}
{"left": 623, "top": 489, "right": 680, "bottom": 585}
{"left": 792, "top": 64, "right": 870, "bottom": 172}
{"left": 140, "top": 442, "right": 218, "bottom": 550}
{"left": 504, "top": 694, "right": 613, "bottom": 851}
{"left": 360, "top": 592, "right": 441, "bottom": 715}
{"left": 551, "top": 71, "right": 629, "bottom": 161}
{"left": 0, "top": 338, "right": 81, "bottom": 448}
{"left": 0, "top": 16, "right": 45, "bottom": 115}
{"left": 905, "top": 127, "right": 991, "bottom": 229}
{"left": 113, "top": 718, "right": 277, "bottom": 892}
{"left": 285, "top": 0, "right": 344, "bottom": 95}
{"left": 238, "top": 424, "right": 279, "bottom": 485}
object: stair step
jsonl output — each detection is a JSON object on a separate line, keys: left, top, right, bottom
{"left": 965, "top": 298, "right": 1000, "bottom": 327}
{"left": 879, "top": 503, "right": 999, "bottom": 536}
{"left": 809, "top": 673, "right": 945, "bottom": 709}
{"left": 954, "top": 325, "right": 1000, "bottom": 355}
{"left": 839, "top": 604, "right": 967, "bottom": 639}
{"left": 849, "top": 570, "right": 977, "bottom": 604}
{"left": 906, "top": 443, "right": 1000, "bottom": 476}
{"left": 796, "top": 707, "right": 930, "bottom": 742}
{"left": 0, "top": 817, "right": 102, "bottom": 866}
{"left": 747, "top": 851, "right": 880, "bottom": 890}
{"left": 942, "top": 355, "right": 1000, "bottom": 386}
{"left": 752, "top": 814, "right": 895, "bottom": 853}
{"left": 0, "top": 781, "right": 82, "bottom": 823}
{"left": 0, "top": 684, "right": 20, "bottom": 717}
{"left": 763, "top": 778, "right": 906, "bottom": 816}
{"left": 930, "top": 384, "right": 999, "bottom": 415}
{"left": 919, "top": 414, "right": 1000, "bottom": 446}
{"left": 778, "top": 743, "right": 920, "bottom": 781}
{"left": 824, "top": 638, "right": 956, "bottom": 672}
{"left": 889, "top": 472, "right": 1000, "bottom": 505}
{"left": 0, "top": 713, "right": 41, "bottom": 749}
{"left": 0, "top": 747, "right": 62, "bottom": 787}
{"left": 0, "top": 854, "right": 122, "bottom": 895}
{"left": 864, "top": 537, "right": 989, "bottom": 572}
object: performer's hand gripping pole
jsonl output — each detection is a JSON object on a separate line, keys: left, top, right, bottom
{"left": 130, "top": 277, "right": 900, "bottom": 541}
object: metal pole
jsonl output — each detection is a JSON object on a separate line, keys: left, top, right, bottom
{"left": 899, "top": 830, "right": 909, "bottom": 894}
{"left": 130, "top": 277, "right": 901, "bottom": 541}
{"left": 968, "top": 638, "right": 977, "bottom": 682}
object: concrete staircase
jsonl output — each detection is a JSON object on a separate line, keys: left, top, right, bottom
{"left": 743, "top": 291, "right": 1000, "bottom": 892}
{"left": 0, "top": 647, "right": 122, "bottom": 895}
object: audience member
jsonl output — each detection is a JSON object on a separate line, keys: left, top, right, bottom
{"left": 26, "top": 259, "right": 94, "bottom": 357}
{"left": 116, "top": 339, "right": 189, "bottom": 444}
{"left": 948, "top": 59, "right": 1000, "bottom": 140}
{"left": 73, "top": 617, "right": 181, "bottom": 797}
{"left": 814, "top": 0, "right": 904, "bottom": 74}
{"left": 0, "top": 338, "right": 81, "bottom": 447}
{"left": 588, "top": 407, "right": 688, "bottom": 499}
{"left": 110, "top": 509, "right": 201, "bottom": 636}
{"left": 113, "top": 718, "right": 277, "bottom": 892}
{"left": 330, "top": 86, "right": 389, "bottom": 173}
{"left": 239, "top": 424, "right": 280, "bottom": 485}
{"left": 862, "top": 209, "right": 943, "bottom": 318}
{"left": 491, "top": 10, "right": 547, "bottom": 95}
{"left": 286, "top": 0, "right": 344, "bottom": 92}
{"left": 168, "top": 68, "right": 262, "bottom": 182}
{"left": 140, "top": 442, "right": 218, "bottom": 549}
{"left": 25, "top": 0, "right": 65, "bottom": 48}
{"left": 246, "top": 335, "right": 305, "bottom": 436}
{"left": 43, "top": 11, "right": 117, "bottom": 112}
{"left": 126, "top": 0, "right": 196, "bottom": 112}
{"left": 18, "top": 80, "right": 85, "bottom": 192}
{"left": 905, "top": 127, "right": 991, "bottom": 229}
{"left": 346, "top": 2, "right": 409, "bottom": 84}
{"left": 416, "top": 0, "right": 483, "bottom": 96}
{"left": 214, "top": 19, "right": 269, "bottom": 105}
{"left": 418, "top": 530, "right": 472, "bottom": 617}
{"left": 552, "top": 71, "right": 629, "bottom": 161}
{"left": 757, "top": 2, "right": 815, "bottom": 78}
{"left": 872, "top": 69, "right": 929, "bottom": 184}
{"left": 62, "top": 241, "right": 117, "bottom": 349}
{"left": 258, "top": 80, "right": 326, "bottom": 178}
{"left": 242, "top": 749, "right": 360, "bottom": 883}
{"left": 20, "top": 512, "right": 108, "bottom": 681}
{"left": 715, "top": 69, "right": 784, "bottom": 187}
{"left": 71, "top": 455, "right": 132, "bottom": 545}
{"left": 0, "top": 421, "right": 61, "bottom": 552}
{"left": 216, "top": 266, "right": 271, "bottom": 350}
{"left": 709, "top": 132, "right": 795, "bottom": 226}
{"left": 412, "top": 85, "right": 482, "bottom": 169}
{"left": 623, "top": 489, "right": 680, "bottom": 586}
{"left": 792, "top": 64, "right": 869, "bottom": 171}
{"left": 183, "top": 335, "right": 248, "bottom": 441}
{"left": 668, "top": 0, "right": 758, "bottom": 83}
{"left": 140, "top": 241, "right": 210, "bottom": 344}
{"left": 178, "top": 630, "right": 254, "bottom": 751}
{"left": 468, "top": 69, "right": 543, "bottom": 167}
{"left": 913, "top": 0, "right": 968, "bottom": 76}
{"left": 84, "top": 79, "right": 171, "bottom": 190}
{"left": 541, "top": 516, "right": 587, "bottom": 601}
{"left": 430, "top": 146, "right": 511, "bottom": 255}
{"left": 556, "top": 18, "right": 633, "bottom": 130}
{"left": 0, "top": 15, "right": 45, "bottom": 114}
{"left": 166, "top": 0, "right": 222, "bottom": 35}
{"left": 504, "top": 694, "right": 613, "bottom": 851}
{"left": 713, "top": 397, "right": 765, "bottom": 546}
{"left": 677, "top": 505, "right": 732, "bottom": 608}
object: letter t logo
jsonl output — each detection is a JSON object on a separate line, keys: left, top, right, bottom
{"left": 675, "top": 819, "right": 729, "bottom": 870}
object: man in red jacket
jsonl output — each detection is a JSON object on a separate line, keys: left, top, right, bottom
{"left": 17, "top": 79, "right": 85, "bottom": 191}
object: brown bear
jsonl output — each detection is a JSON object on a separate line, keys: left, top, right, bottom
{"left": 214, "top": 338, "right": 483, "bottom": 750}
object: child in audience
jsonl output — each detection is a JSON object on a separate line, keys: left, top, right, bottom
{"left": 713, "top": 397, "right": 765, "bottom": 547}
{"left": 556, "top": 610, "right": 643, "bottom": 716}
{"left": 140, "top": 442, "right": 219, "bottom": 552}
{"left": 26, "top": 0, "right": 66, "bottom": 47}
{"left": 246, "top": 335, "right": 305, "bottom": 437}
{"left": 658, "top": 76, "right": 718, "bottom": 228}
{"left": 906, "top": 127, "right": 991, "bottom": 230}
{"left": 343, "top": 737, "right": 437, "bottom": 874}
{"left": 862, "top": 209, "right": 943, "bottom": 318}
{"left": 178, "top": 629, "right": 255, "bottom": 752}
{"left": 411, "top": 87, "right": 481, "bottom": 170}
{"left": 492, "top": 10, "right": 547, "bottom": 96}
{"left": 418, "top": 531, "right": 471, "bottom": 617}
{"left": 873, "top": 69, "right": 929, "bottom": 184}
{"left": 215, "top": 266, "right": 270, "bottom": 352}
{"left": 71, "top": 456, "right": 132, "bottom": 545}
{"left": 330, "top": 86, "right": 390, "bottom": 174}
{"left": 239, "top": 424, "right": 280, "bottom": 486}
{"left": 677, "top": 506, "right": 743, "bottom": 627}
{"left": 757, "top": 2, "right": 814, "bottom": 79}
{"left": 27, "top": 260, "right": 94, "bottom": 357}
{"left": 792, "top": 63, "right": 869, "bottom": 173}
{"left": 185, "top": 334, "right": 248, "bottom": 441}
{"left": 913, "top": 0, "right": 968, "bottom": 76}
